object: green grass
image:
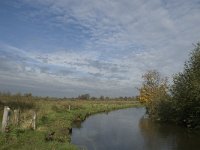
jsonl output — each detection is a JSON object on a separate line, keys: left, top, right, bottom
{"left": 0, "top": 95, "right": 141, "bottom": 149}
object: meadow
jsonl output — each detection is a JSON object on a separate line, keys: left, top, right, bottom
{"left": 0, "top": 93, "right": 140, "bottom": 149}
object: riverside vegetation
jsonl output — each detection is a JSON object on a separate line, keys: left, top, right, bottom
{"left": 0, "top": 93, "right": 140, "bottom": 150}
{"left": 138, "top": 42, "right": 200, "bottom": 129}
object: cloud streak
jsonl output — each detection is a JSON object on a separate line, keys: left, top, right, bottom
{"left": 0, "top": 0, "right": 200, "bottom": 97}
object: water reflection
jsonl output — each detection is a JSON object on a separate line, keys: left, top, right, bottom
{"left": 139, "top": 117, "right": 200, "bottom": 150}
{"left": 71, "top": 108, "right": 200, "bottom": 150}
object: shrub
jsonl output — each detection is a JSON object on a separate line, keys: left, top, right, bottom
{"left": 138, "top": 70, "right": 170, "bottom": 120}
{"left": 171, "top": 43, "right": 200, "bottom": 128}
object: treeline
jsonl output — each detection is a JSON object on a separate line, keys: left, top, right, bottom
{"left": 0, "top": 92, "right": 137, "bottom": 101}
{"left": 138, "top": 42, "right": 200, "bottom": 129}
{"left": 77, "top": 94, "right": 136, "bottom": 101}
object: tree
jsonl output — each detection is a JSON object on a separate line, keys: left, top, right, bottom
{"left": 171, "top": 43, "right": 200, "bottom": 128}
{"left": 91, "top": 96, "right": 97, "bottom": 100}
{"left": 138, "top": 70, "right": 170, "bottom": 119}
{"left": 100, "top": 96, "right": 104, "bottom": 100}
{"left": 78, "top": 94, "right": 90, "bottom": 100}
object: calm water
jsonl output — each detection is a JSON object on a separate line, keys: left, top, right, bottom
{"left": 71, "top": 108, "right": 200, "bottom": 150}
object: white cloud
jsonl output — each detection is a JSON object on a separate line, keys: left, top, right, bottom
{"left": 0, "top": 44, "right": 137, "bottom": 96}
{"left": 0, "top": 0, "right": 200, "bottom": 96}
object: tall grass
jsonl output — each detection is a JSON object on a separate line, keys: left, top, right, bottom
{"left": 0, "top": 93, "right": 140, "bottom": 149}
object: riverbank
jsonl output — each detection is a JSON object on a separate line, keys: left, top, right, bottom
{"left": 0, "top": 97, "right": 141, "bottom": 149}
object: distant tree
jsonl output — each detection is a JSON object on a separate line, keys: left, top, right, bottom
{"left": 105, "top": 96, "right": 110, "bottom": 100}
{"left": 91, "top": 97, "right": 97, "bottom": 100}
{"left": 24, "top": 93, "right": 32, "bottom": 97}
{"left": 119, "top": 96, "right": 123, "bottom": 100}
{"left": 78, "top": 94, "right": 90, "bottom": 100}
{"left": 100, "top": 96, "right": 104, "bottom": 100}
{"left": 24, "top": 93, "right": 33, "bottom": 101}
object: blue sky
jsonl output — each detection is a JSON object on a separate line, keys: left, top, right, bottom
{"left": 0, "top": 0, "right": 200, "bottom": 97}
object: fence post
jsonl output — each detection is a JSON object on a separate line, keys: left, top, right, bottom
{"left": 68, "top": 105, "right": 71, "bottom": 111}
{"left": 32, "top": 111, "right": 36, "bottom": 130}
{"left": 2, "top": 106, "right": 11, "bottom": 132}
{"left": 13, "top": 109, "right": 20, "bottom": 126}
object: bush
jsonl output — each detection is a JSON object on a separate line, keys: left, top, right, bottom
{"left": 138, "top": 70, "right": 170, "bottom": 120}
{"left": 78, "top": 94, "right": 90, "bottom": 100}
{"left": 171, "top": 43, "right": 200, "bottom": 128}
{"left": 138, "top": 43, "right": 200, "bottom": 129}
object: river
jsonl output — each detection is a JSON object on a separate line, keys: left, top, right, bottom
{"left": 71, "top": 108, "right": 200, "bottom": 150}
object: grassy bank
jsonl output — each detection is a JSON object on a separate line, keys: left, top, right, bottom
{"left": 0, "top": 95, "right": 140, "bottom": 149}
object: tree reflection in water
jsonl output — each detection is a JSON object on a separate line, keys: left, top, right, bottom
{"left": 139, "top": 117, "right": 200, "bottom": 150}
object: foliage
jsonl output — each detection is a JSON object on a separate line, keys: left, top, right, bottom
{"left": 138, "top": 70, "right": 170, "bottom": 120}
{"left": 78, "top": 94, "right": 90, "bottom": 100}
{"left": 171, "top": 43, "right": 200, "bottom": 128}
{"left": 100, "top": 95, "right": 105, "bottom": 100}
{"left": 139, "top": 43, "right": 200, "bottom": 128}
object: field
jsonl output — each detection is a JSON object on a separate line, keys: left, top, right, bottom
{"left": 0, "top": 94, "right": 140, "bottom": 149}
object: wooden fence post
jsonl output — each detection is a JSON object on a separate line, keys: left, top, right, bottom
{"left": 13, "top": 109, "right": 20, "bottom": 126}
{"left": 2, "top": 106, "right": 11, "bottom": 132}
{"left": 68, "top": 105, "right": 71, "bottom": 111}
{"left": 32, "top": 111, "right": 36, "bottom": 130}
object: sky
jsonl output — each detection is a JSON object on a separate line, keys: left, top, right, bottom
{"left": 0, "top": 0, "right": 200, "bottom": 97}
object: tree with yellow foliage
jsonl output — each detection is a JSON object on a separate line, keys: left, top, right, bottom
{"left": 138, "top": 70, "right": 170, "bottom": 119}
